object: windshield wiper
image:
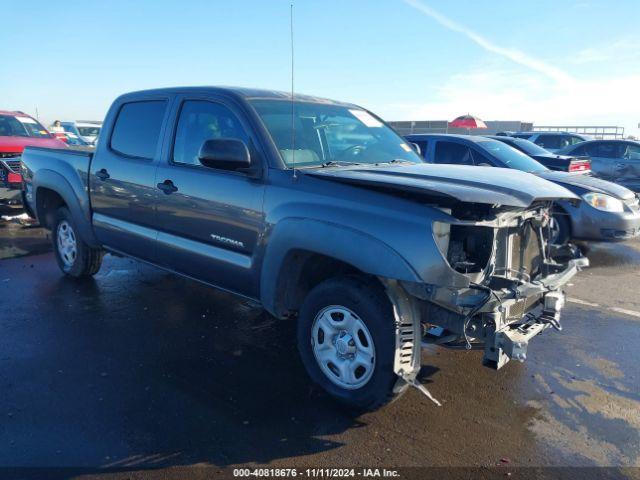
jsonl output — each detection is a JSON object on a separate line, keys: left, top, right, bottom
{"left": 374, "top": 159, "right": 413, "bottom": 165}
{"left": 320, "top": 161, "right": 361, "bottom": 167}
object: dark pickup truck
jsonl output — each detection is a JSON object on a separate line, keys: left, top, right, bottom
{"left": 21, "top": 87, "right": 587, "bottom": 410}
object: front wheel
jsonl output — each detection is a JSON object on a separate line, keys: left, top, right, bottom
{"left": 52, "top": 207, "right": 104, "bottom": 277}
{"left": 549, "top": 213, "right": 571, "bottom": 245}
{"left": 297, "top": 276, "right": 402, "bottom": 411}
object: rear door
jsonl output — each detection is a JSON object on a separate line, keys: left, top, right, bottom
{"left": 153, "top": 95, "right": 266, "bottom": 298}
{"left": 89, "top": 97, "right": 170, "bottom": 261}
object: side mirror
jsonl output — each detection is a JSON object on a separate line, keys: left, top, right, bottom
{"left": 198, "top": 138, "right": 251, "bottom": 172}
{"left": 409, "top": 142, "right": 421, "bottom": 156}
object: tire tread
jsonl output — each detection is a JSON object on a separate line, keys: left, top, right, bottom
{"left": 53, "top": 207, "right": 103, "bottom": 278}
{"left": 297, "top": 275, "right": 403, "bottom": 411}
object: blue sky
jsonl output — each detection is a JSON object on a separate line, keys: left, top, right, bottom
{"left": 2, "top": 0, "right": 639, "bottom": 135}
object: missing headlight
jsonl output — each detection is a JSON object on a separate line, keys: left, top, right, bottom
{"left": 434, "top": 223, "right": 494, "bottom": 274}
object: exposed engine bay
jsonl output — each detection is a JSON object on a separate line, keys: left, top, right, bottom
{"left": 384, "top": 201, "right": 587, "bottom": 399}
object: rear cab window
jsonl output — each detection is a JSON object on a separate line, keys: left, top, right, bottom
{"left": 110, "top": 101, "right": 167, "bottom": 159}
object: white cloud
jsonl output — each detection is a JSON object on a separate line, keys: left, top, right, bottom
{"left": 403, "top": 0, "right": 574, "bottom": 85}
{"left": 391, "top": 1, "right": 640, "bottom": 136}
{"left": 380, "top": 68, "right": 640, "bottom": 137}
{"left": 571, "top": 36, "right": 640, "bottom": 64}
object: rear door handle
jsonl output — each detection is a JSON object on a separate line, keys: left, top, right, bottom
{"left": 95, "top": 168, "right": 110, "bottom": 181}
{"left": 157, "top": 179, "right": 178, "bottom": 194}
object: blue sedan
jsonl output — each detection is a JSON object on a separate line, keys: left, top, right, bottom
{"left": 406, "top": 134, "right": 640, "bottom": 244}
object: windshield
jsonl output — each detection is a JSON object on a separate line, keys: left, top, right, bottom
{"left": 250, "top": 100, "right": 423, "bottom": 167}
{"left": 77, "top": 126, "right": 101, "bottom": 137}
{"left": 509, "top": 138, "right": 551, "bottom": 156}
{"left": 62, "top": 133, "right": 86, "bottom": 146}
{"left": 0, "top": 115, "right": 51, "bottom": 138}
{"left": 478, "top": 139, "right": 548, "bottom": 173}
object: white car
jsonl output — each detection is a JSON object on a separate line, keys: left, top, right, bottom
{"left": 60, "top": 121, "right": 102, "bottom": 145}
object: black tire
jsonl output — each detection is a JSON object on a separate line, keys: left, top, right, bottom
{"left": 297, "top": 275, "right": 402, "bottom": 411}
{"left": 52, "top": 207, "right": 103, "bottom": 277}
{"left": 550, "top": 212, "right": 571, "bottom": 245}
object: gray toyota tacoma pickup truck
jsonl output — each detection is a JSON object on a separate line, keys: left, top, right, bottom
{"left": 20, "top": 87, "right": 587, "bottom": 410}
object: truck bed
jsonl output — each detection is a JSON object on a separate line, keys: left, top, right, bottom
{"left": 22, "top": 146, "right": 94, "bottom": 190}
{"left": 21, "top": 146, "right": 95, "bottom": 232}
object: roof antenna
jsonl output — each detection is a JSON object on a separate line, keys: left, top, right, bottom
{"left": 290, "top": 2, "right": 297, "bottom": 179}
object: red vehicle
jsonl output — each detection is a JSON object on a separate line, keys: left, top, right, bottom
{"left": 0, "top": 111, "right": 66, "bottom": 205}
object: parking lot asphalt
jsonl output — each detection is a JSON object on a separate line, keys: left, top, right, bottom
{"left": 1, "top": 218, "right": 639, "bottom": 477}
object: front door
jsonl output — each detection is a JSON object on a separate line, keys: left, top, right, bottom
{"left": 613, "top": 142, "right": 640, "bottom": 191}
{"left": 583, "top": 141, "right": 624, "bottom": 181}
{"left": 89, "top": 98, "right": 170, "bottom": 261}
{"left": 153, "top": 97, "right": 265, "bottom": 298}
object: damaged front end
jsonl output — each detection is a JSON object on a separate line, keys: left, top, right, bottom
{"left": 383, "top": 201, "right": 587, "bottom": 396}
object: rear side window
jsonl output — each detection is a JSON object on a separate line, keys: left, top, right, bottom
{"left": 110, "top": 101, "right": 167, "bottom": 159}
{"left": 434, "top": 141, "right": 473, "bottom": 165}
{"left": 587, "top": 142, "right": 623, "bottom": 159}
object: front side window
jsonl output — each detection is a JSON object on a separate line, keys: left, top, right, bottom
{"left": 469, "top": 148, "right": 493, "bottom": 166}
{"left": 434, "top": 141, "right": 473, "bottom": 165}
{"left": 570, "top": 136, "right": 585, "bottom": 145}
{"left": 558, "top": 137, "right": 573, "bottom": 149}
{"left": 110, "top": 101, "right": 167, "bottom": 159}
{"left": 411, "top": 140, "right": 428, "bottom": 158}
{"left": 535, "top": 135, "right": 562, "bottom": 149}
{"left": 250, "top": 100, "right": 422, "bottom": 167}
{"left": 0, "top": 115, "right": 51, "bottom": 138}
{"left": 173, "top": 100, "right": 249, "bottom": 166}
{"left": 625, "top": 143, "right": 640, "bottom": 159}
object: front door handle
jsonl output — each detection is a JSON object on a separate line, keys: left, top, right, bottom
{"left": 95, "top": 168, "right": 110, "bottom": 181}
{"left": 157, "top": 179, "right": 178, "bottom": 194}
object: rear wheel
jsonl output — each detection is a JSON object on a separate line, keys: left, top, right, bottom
{"left": 52, "top": 207, "right": 103, "bottom": 277}
{"left": 297, "top": 276, "right": 402, "bottom": 411}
